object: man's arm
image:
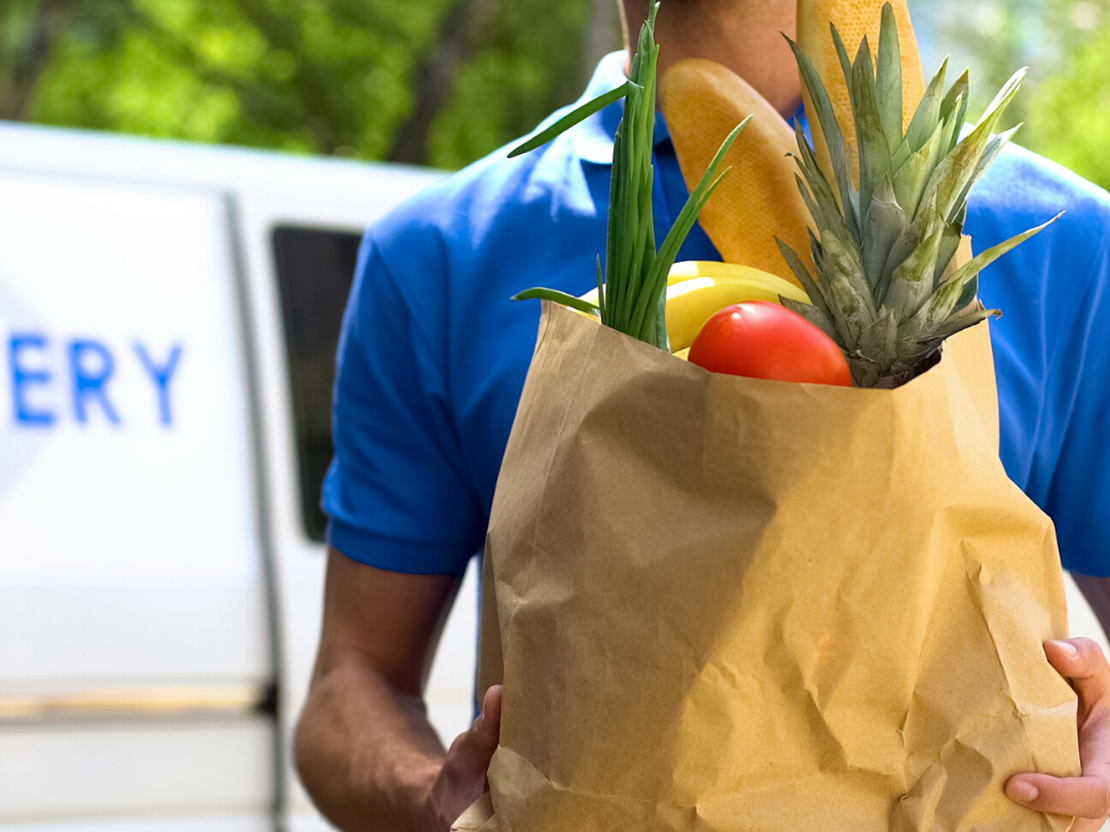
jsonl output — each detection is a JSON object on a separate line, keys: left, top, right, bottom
{"left": 294, "top": 547, "right": 501, "bottom": 832}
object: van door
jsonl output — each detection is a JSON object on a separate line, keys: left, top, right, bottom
{"left": 0, "top": 171, "right": 275, "bottom": 831}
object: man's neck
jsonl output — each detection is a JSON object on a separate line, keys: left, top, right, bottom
{"left": 623, "top": 0, "right": 803, "bottom": 119}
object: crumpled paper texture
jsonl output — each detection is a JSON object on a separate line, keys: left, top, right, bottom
{"left": 457, "top": 303, "right": 1080, "bottom": 832}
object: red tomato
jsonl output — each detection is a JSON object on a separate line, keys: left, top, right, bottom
{"left": 688, "top": 301, "right": 853, "bottom": 387}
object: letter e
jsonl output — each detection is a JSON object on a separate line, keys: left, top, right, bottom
{"left": 9, "top": 333, "right": 55, "bottom": 427}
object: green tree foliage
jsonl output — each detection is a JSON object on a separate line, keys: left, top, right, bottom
{"left": 2, "top": 0, "right": 620, "bottom": 169}
{"left": 1, "top": 0, "right": 128, "bottom": 121}
{"left": 911, "top": 0, "right": 1110, "bottom": 191}
{"left": 428, "top": 0, "right": 598, "bottom": 169}
{"left": 911, "top": 0, "right": 1037, "bottom": 129}
{"left": 6, "top": 0, "right": 1109, "bottom": 190}
{"left": 1024, "top": 0, "right": 1110, "bottom": 189}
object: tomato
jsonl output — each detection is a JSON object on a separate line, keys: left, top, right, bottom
{"left": 687, "top": 300, "right": 853, "bottom": 387}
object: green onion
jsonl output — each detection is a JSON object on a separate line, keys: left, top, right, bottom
{"left": 513, "top": 1, "right": 746, "bottom": 351}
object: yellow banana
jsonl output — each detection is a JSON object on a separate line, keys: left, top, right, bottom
{"left": 666, "top": 274, "right": 811, "bottom": 351}
{"left": 668, "top": 261, "right": 807, "bottom": 294}
{"left": 579, "top": 263, "right": 812, "bottom": 352}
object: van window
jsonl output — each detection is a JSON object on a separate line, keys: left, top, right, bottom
{"left": 272, "top": 225, "right": 363, "bottom": 542}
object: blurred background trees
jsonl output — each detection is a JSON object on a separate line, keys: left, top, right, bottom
{"left": 0, "top": 0, "right": 621, "bottom": 168}
{"left": 1, "top": 0, "right": 1108, "bottom": 190}
{"left": 915, "top": 0, "right": 1110, "bottom": 190}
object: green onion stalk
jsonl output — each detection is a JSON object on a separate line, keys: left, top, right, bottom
{"left": 512, "top": 1, "right": 747, "bottom": 352}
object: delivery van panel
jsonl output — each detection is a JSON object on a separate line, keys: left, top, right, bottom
{"left": 1, "top": 820, "right": 270, "bottom": 832}
{"left": 0, "top": 718, "right": 273, "bottom": 824}
{"left": 0, "top": 168, "right": 273, "bottom": 829}
{"left": 0, "top": 122, "right": 508, "bottom": 829}
{"left": 0, "top": 584, "right": 267, "bottom": 681}
{"left": 0, "top": 122, "right": 443, "bottom": 222}
{"left": 0, "top": 170, "right": 268, "bottom": 679}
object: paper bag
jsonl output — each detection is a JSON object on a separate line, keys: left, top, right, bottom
{"left": 461, "top": 302, "right": 1080, "bottom": 832}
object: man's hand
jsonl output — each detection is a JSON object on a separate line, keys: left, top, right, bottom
{"left": 1006, "top": 638, "right": 1110, "bottom": 831}
{"left": 296, "top": 550, "right": 499, "bottom": 832}
{"left": 428, "top": 685, "right": 503, "bottom": 829}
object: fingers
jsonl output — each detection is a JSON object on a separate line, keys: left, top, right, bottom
{"left": 1045, "top": 639, "right": 1110, "bottom": 722}
{"left": 1006, "top": 773, "right": 1110, "bottom": 821}
{"left": 1005, "top": 639, "right": 1110, "bottom": 824}
{"left": 446, "top": 685, "right": 501, "bottom": 779}
{"left": 431, "top": 685, "right": 503, "bottom": 828}
{"left": 469, "top": 685, "right": 503, "bottom": 761}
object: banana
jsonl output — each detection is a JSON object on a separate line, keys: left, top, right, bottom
{"left": 578, "top": 262, "right": 812, "bottom": 352}
{"left": 667, "top": 274, "right": 810, "bottom": 351}
{"left": 668, "top": 261, "right": 808, "bottom": 294}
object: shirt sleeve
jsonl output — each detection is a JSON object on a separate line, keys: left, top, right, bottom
{"left": 973, "top": 146, "right": 1110, "bottom": 577}
{"left": 321, "top": 229, "right": 486, "bottom": 575}
{"left": 1042, "top": 237, "right": 1110, "bottom": 577}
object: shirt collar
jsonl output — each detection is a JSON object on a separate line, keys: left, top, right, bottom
{"left": 568, "top": 51, "right": 673, "bottom": 167}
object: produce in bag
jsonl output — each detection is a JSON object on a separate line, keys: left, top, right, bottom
{"left": 665, "top": 4, "right": 1060, "bottom": 388}
{"left": 779, "top": 6, "right": 1060, "bottom": 388}
{"left": 577, "top": 262, "right": 813, "bottom": 354}
{"left": 686, "top": 300, "right": 852, "bottom": 386}
{"left": 454, "top": 1, "right": 1081, "bottom": 830}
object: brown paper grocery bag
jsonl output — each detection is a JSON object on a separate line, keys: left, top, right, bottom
{"left": 458, "top": 302, "right": 1080, "bottom": 832}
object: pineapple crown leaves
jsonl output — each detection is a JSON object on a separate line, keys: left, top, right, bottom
{"left": 779, "top": 2, "right": 1061, "bottom": 387}
{"left": 511, "top": 1, "right": 746, "bottom": 351}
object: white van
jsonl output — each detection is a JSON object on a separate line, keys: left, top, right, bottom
{"left": 0, "top": 120, "right": 1105, "bottom": 832}
{"left": 0, "top": 120, "right": 484, "bottom": 832}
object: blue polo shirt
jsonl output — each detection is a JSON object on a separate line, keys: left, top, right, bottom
{"left": 323, "top": 52, "right": 1110, "bottom": 577}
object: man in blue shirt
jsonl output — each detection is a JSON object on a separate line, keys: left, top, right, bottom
{"left": 294, "top": 2, "right": 1110, "bottom": 829}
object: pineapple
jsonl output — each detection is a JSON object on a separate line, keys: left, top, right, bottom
{"left": 779, "top": 2, "right": 1059, "bottom": 388}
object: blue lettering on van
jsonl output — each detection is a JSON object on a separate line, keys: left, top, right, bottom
{"left": 9, "top": 333, "right": 56, "bottom": 427}
{"left": 70, "top": 339, "right": 121, "bottom": 426}
{"left": 134, "top": 342, "right": 183, "bottom": 427}
{"left": 7, "top": 334, "right": 184, "bottom": 428}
